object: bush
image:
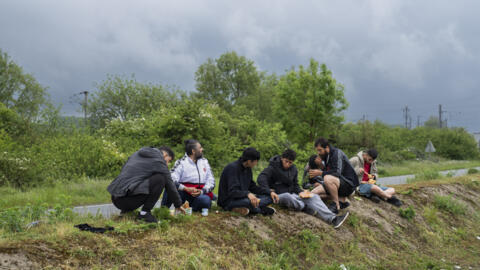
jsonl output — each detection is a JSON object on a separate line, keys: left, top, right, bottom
{"left": 407, "top": 169, "right": 442, "bottom": 183}
{"left": 433, "top": 195, "right": 466, "bottom": 215}
{"left": 399, "top": 206, "right": 416, "bottom": 220}
{"left": 467, "top": 168, "right": 479, "bottom": 174}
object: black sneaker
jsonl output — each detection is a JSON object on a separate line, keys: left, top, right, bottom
{"left": 260, "top": 206, "right": 276, "bottom": 216}
{"left": 369, "top": 195, "right": 381, "bottom": 203}
{"left": 387, "top": 196, "right": 403, "bottom": 207}
{"left": 328, "top": 202, "right": 339, "bottom": 214}
{"left": 339, "top": 201, "right": 350, "bottom": 209}
{"left": 332, "top": 212, "right": 349, "bottom": 229}
{"left": 137, "top": 212, "right": 158, "bottom": 223}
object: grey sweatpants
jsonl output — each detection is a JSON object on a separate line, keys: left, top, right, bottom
{"left": 278, "top": 193, "right": 336, "bottom": 223}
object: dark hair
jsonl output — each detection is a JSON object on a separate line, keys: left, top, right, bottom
{"left": 314, "top": 137, "right": 330, "bottom": 148}
{"left": 308, "top": 154, "right": 320, "bottom": 169}
{"left": 281, "top": 149, "right": 297, "bottom": 161}
{"left": 185, "top": 139, "right": 200, "bottom": 155}
{"left": 240, "top": 147, "right": 260, "bottom": 162}
{"left": 367, "top": 149, "right": 378, "bottom": 160}
{"left": 158, "top": 146, "right": 175, "bottom": 160}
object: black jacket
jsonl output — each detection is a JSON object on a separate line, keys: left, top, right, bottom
{"left": 218, "top": 159, "right": 270, "bottom": 208}
{"left": 322, "top": 147, "right": 359, "bottom": 188}
{"left": 107, "top": 147, "right": 182, "bottom": 207}
{"left": 257, "top": 155, "right": 302, "bottom": 195}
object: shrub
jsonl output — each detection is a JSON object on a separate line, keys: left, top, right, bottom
{"left": 433, "top": 195, "right": 466, "bottom": 215}
{"left": 399, "top": 206, "right": 416, "bottom": 220}
{"left": 467, "top": 168, "right": 479, "bottom": 174}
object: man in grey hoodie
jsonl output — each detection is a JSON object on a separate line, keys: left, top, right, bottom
{"left": 258, "top": 149, "right": 349, "bottom": 228}
{"left": 107, "top": 146, "right": 185, "bottom": 223}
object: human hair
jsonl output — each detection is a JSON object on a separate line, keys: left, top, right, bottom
{"left": 281, "top": 149, "right": 297, "bottom": 161}
{"left": 158, "top": 146, "right": 175, "bottom": 160}
{"left": 240, "top": 147, "right": 260, "bottom": 162}
{"left": 308, "top": 154, "right": 320, "bottom": 169}
{"left": 314, "top": 137, "right": 330, "bottom": 148}
{"left": 184, "top": 139, "right": 200, "bottom": 155}
{"left": 367, "top": 149, "right": 378, "bottom": 160}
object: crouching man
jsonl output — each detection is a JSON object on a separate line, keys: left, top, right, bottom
{"left": 218, "top": 147, "right": 277, "bottom": 216}
{"left": 107, "top": 146, "right": 184, "bottom": 223}
{"left": 258, "top": 149, "right": 349, "bottom": 228}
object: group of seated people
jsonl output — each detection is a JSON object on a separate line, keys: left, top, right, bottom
{"left": 107, "top": 137, "right": 402, "bottom": 228}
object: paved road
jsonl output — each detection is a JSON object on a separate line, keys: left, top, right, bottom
{"left": 72, "top": 166, "right": 480, "bottom": 218}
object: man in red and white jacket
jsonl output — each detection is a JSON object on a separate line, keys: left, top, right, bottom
{"left": 162, "top": 139, "right": 215, "bottom": 211}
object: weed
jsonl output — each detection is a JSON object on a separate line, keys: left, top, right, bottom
{"left": 399, "top": 206, "right": 416, "bottom": 220}
{"left": 399, "top": 189, "right": 413, "bottom": 195}
{"left": 347, "top": 212, "right": 360, "bottom": 228}
{"left": 467, "top": 168, "right": 479, "bottom": 174}
{"left": 407, "top": 169, "right": 442, "bottom": 183}
{"left": 434, "top": 195, "right": 466, "bottom": 215}
{"left": 423, "top": 207, "right": 439, "bottom": 226}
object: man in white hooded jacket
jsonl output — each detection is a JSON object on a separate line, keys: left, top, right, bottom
{"left": 162, "top": 139, "right": 215, "bottom": 211}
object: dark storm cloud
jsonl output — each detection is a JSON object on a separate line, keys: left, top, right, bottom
{"left": 1, "top": 0, "right": 479, "bottom": 130}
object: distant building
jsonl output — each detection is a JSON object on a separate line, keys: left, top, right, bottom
{"left": 473, "top": 132, "right": 480, "bottom": 148}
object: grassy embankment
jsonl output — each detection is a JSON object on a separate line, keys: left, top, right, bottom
{"left": 1, "top": 173, "right": 480, "bottom": 269}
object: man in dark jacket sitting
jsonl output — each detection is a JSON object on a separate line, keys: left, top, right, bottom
{"left": 218, "top": 147, "right": 277, "bottom": 216}
{"left": 311, "top": 138, "right": 359, "bottom": 214}
{"left": 258, "top": 149, "right": 349, "bottom": 228}
{"left": 107, "top": 146, "right": 184, "bottom": 223}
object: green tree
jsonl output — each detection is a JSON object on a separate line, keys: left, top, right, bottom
{"left": 0, "top": 50, "right": 48, "bottom": 121}
{"left": 424, "top": 116, "right": 440, "bottom": 129}
{"left": 87, "top": 74, "right": 181, "bottom": 127}
{"left": 273, "top": 59, "right": 348, "bottom": 146}
{"left": 194, "top": 51, "right": 261, "bottom": 111}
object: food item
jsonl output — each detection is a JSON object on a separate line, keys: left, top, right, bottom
{"left": 183, "top": 201, "right": 190, "bottom": 209}
{"left": 300, "top": 190, "right": 314, "bottom": 198}
{"left": 368, "top": 179, "right": 376, "bottom": 185}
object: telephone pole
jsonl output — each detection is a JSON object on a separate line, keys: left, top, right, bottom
{"left": 438, "top": 104, "right": 446, "bottom": 128}
{"left": 80, "top": 91, "right": 89, "bottom": 126}
{"left": 403, "top": 106, "right": 410, "bottom": 129}
{"left": 417, "top": 115, "right": 421, "bottom": 127}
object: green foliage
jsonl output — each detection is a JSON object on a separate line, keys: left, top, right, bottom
{"left": 467, "top": 168, "right": 479, "bottom": 174}
{"left": 434, "top": 195, "right": 466, "bottom": 215}
{"left": 407, "top": 169, "right": 442, "bottom": 183}
{"left": 0, "top": 49, "right": 48, "bottom": 121}
{"left": 88, "top": 74, "right": 181, "bottom": 127}
{"left": 273, "top": 59, "right": 348, "bottom": 146}
{"left": 399, "top": 206, "right": 416, "bottom": 220}
{"left": 194, "top": 51, "right": 261, "bottom": 112}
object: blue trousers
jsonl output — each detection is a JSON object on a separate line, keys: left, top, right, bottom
{"left": 162, "top": 190, "right": 212, "bottom": 212}
{"left": 225, "top": 194, "right": 273, "bottom": 214}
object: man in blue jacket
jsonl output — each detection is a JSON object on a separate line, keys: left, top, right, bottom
{"left": 107, "top": 146, "right": 184, "bottom": 223}
{"left": 311, "top": 138, "right": 359, "bottom": 214}
{"left": 218, "top": 147, "right": 278, "bottom": 216}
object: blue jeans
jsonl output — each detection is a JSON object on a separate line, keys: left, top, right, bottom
{"left": 225, "top": 195, "right": 273, "bottom": 214}
{"left": 162, "top": 190, "right": 212, "bottom": 211}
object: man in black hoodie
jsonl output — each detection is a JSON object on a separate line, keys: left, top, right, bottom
{"left": 107, "top": 146, "right": 185, "bottom": 223}
{"left": 311, "top": 138, "right": 359, "bottom": 214}
{"left": 218, "top": 147, "right": 277, "bottom": 216}
{"left": 258, "top": 149, "right": 349, "bottom": 228}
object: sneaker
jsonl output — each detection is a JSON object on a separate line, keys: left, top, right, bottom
{"left": 231, "top": 207, "right": 250, "bottom": 216}
{"left": 260, "top": 206, "right": 276, "bottom": 216}
{"left": 387, "top": 196, "right": 403, "bottom": 207}
{"left": 332, "top": 212, "right": 349, "bottom": 229}
{"left": 136, "top": 212, "right": 158, "bottom": 223}
{"left": 369, "top": 195, "right": 381, "bottom": 203}
{"left": 328, "top": 202, "right": 339, "bottom": 214}
{"left": 339, "top": 201, "right": 350, "bottom": 209}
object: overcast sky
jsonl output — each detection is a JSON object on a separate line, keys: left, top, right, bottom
{"left": 1, "top": 0, "right": 479, "bottom": 131}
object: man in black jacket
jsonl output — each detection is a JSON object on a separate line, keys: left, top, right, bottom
{"left": 107, "top": 146, "right": 185, "bottom": 223}
{"left": 311, "top": 138, "right": 359, "bottom": 214}
{"left": 258, "top": 149, "right": 349, "bottom": 228}
{"left": 218, "top": 147, "right": 277, "bottom": 216}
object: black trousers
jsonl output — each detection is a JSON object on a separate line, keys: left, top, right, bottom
{"left": 112, "top": 173, "right": 181, "bottom": 212}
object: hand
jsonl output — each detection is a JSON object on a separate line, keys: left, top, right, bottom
{"left": 184, "top": 187, "right": 196, "bottom": 193}
{"left": 313, "top": 182, "right": 321, "bottom": 187}
{"left": 176, "top": 206, "right": 186, "bottom": 214}
{"left": 359, "top": 168, "right": 365, "bottom": 174}
{"left": 191, "top": 189, "right": 202, "bottom": 197}
{"left": 271, "top": 192, "right": 279, "bottom": 204}
{"left": 248, "top": 193, "right": 260, "bottom": 208}
{"left": 309, "top": 169, "right": 322, "bottom": 178}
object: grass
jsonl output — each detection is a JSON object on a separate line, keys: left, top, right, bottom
{"left": 0, "top": 176, "right": 111, "bottom": 209}
{"left": 434, "top": 195, "right": 467, "bottom": 216}
{"left": 378, "top": 159, "right": 480, "bottom": 177}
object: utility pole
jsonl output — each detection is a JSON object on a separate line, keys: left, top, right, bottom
{"left": 438, "top": 104, "right": 447, "bottom": 128}
{"left": 80, "top": 91, "right": 89, "bottom": 127}
{"left": 417, "top": 115, "right": 421, "bottom": 127}
{"left": 403, "top": 106, "right": 410, "bottom": 129}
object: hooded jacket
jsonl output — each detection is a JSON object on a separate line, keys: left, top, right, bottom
{"left": 107, "top": 147, "right": 177, "bottom": 200}
{"left": 257, "top": 155, "right": 302, "bottom": 195}
{"left": 322, "top": 147, "right": 359, "bottom": 188}
{"left": 170, "top": 153, "right": 215, "bottom": 194}
{"left": 349, "top": 151, "right": 378, "bottom": 183}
